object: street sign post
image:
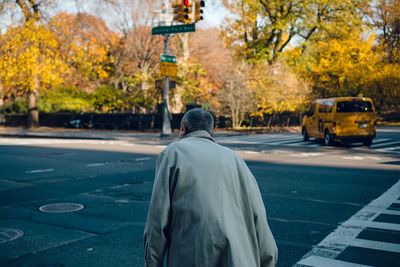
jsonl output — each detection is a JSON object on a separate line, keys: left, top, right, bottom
{"left": 152, "top": 23, "right": 196, "bottom": 35}
{"left": 161, "top": 54, "right": 177, "bottom": 63}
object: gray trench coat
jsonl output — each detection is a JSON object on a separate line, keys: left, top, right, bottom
{"left": 144, "top": 130, "right": 278, "bottom": 267}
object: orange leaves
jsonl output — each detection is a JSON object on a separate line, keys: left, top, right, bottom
{"left": 49, "top": 12, "right": 119, "bottom": 89}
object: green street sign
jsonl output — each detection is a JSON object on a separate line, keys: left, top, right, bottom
{"left": 152, "top": 23, "right": 196, "bottom": 35}
{"left": 161, "top": 54, "right": 176, "bottom": 63}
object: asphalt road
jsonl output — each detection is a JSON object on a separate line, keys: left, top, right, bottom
{"left": 0, "top": 127, "right": 399, "bottom": 267}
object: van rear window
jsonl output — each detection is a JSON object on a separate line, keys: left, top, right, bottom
{"left": 336, "top": 101, "right": 373, "bottom": 113}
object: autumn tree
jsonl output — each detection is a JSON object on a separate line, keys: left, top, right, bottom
{"left": 49, "top": 12, "right": 119, "bottom": 91}
{"left": 105, "top": 0, "right": 163, "bottom": 112}
{"left": 250, "top": 62, "right": 310, "bottom": 125}
{"left": 190, "top": 28, "right": 234, "bottom": 88}
{"left": 374, "top": 0, "right": 400, "bottom": 64}
{"left": 219, "top": 63, "right": 256, "bottom": 128}
{"left": 296, "top": 30, "right": 379, "bottom": 98}
{"left": 221, "top": 0, "right": 369, "bottom": 64}
{"left": 0, "top": 0, "right": 68, "bottom": 128}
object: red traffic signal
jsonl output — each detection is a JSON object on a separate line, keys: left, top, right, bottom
{"left": 183, "top": 0, "right": 191, "bottom": 7}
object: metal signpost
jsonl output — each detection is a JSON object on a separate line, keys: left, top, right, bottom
{"left": 152, "top": 0, "right": 203, "bottom": 137}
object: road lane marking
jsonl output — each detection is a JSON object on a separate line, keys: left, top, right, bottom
{"left": 378, "top": 146, "right": 400, "bottom": 151}
{"left": 371, "top": 141, "right": 400, "bottom": 149}
{"left": 120, "top": 143, "right": 136, "bottom": 147}
{"left": 135, "top": 157, "right": 151, "bottom": 161}
{"left": 245, "top": 151, "right": 260, "bottom": 154}
{"left": 294, "top": 179, "right": 400, "bottom": 267}
{"left": 25, "top": 169, "right": 54, "bottom": 174}
{"left": 86, "top": 162, "right": 109, "bottom": 167}
{"left": 297, "top": 255, "right": 373, "bottom": 267}
{"left": 290, "top": 152, "right": 323, "bottom": 157}
{"left": 268, "top": 139, "right": 303, "bottom": 145}
{"left": 347, "top": 238, "right": 400, "bottom": 253}
{"left": 381, "top": 209, "right": 400, "bottom": 216}
{"left": 342, "top": 156, "right": 364, "bottom": 160}
{"left": 370, "top": 138, "right": 390, "bottom": 144}
{"left": 365, "top": 156, "right": 382, "bottom": 160}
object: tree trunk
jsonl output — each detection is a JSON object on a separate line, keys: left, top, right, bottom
{"left": 268, "top": 115, "right": 273, "bottom": 128}
{"left": 180, "top": 33, "right": 190, "bottom": 62}
{"left": 27, "top": 89, "right": 39, "bottom": 129}
{"left": 0, "top": 80, "right": 4, "bottom": 126}
{"left": 0, "top": 79, "right": 3, "bottom": 109}
{"left": 27, "top": 75, "right": 39, "bottom": 129}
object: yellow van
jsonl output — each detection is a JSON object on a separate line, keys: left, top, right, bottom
{"left": 302, "top": 97, "right": 376, "bottom": 146}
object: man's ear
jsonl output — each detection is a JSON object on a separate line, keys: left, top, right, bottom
{"left": 180, "top": 125, "right": 186, "bottom": 136}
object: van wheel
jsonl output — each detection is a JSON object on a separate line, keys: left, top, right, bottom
{"left": 324, "top": 130, "right": 332, "bottom": 146}
{"left": 363, "top": 138, "right": 373, "bottom": 147}
{"left": 302, "top": 127, "right": 309, "bottom": 141}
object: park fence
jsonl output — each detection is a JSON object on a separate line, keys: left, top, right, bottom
{"left": 1, "top": 112, "right": 305, "bottom": 130}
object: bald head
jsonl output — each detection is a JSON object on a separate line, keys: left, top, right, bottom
{"left": 180, "top": 108, "right": 214, "bottom": 136}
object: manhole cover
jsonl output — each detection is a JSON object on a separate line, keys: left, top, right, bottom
{"left": 39, "top": 203, "right": 84, "bottom": 213}
{"left": 0, "top": 229, "right": 24, "bottom": 243}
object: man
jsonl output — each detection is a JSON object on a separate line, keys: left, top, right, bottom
{"left": 144, "top": 108, "right": 277, "bottom": 267}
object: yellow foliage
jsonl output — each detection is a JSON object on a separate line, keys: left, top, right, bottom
{"left": 300, "top": 31, "right": 381, "bottom": 97}
{"left": 0, "top": 21, "right": 68, "bottom": 96}
{"left": 250, "top": 62, "right": 310, "bottom": 115}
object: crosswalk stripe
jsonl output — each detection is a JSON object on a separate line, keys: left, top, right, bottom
{"left": 381, "top": 209, "right": 400, "bottom": 216}
{"left": 371, "top": 141, "right": 400, "bottom": 148}
{"left": 345, "top": 238, "right": 400, "bottom": 253}
{"left": 294, "top": 179, "right": 400, "bottom": 267}
{"left": 378, "top": 146, "right": 400, "bottom": 151}
{"left": 266, "top": 139, "right": 303, "bottom": 145}
{"left": 297, "top": 255, "right": 372, "bottom": 267}
{"left": 370, "top": 138, "right": 391, "bottom": 144}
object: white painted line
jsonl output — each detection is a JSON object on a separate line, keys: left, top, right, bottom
{"left": 371, "top": 141, "right": 400, "bottom": 149}
{"left": 290, "top": 152, "right": 323, "bottom": 157}
{"left": 135, "top": 157, "right": 151, "bottom": 161}
{"left": 378, "top": 146, "right": 400, "bottom": 151}
{"left": 297, "top": 255, "right": 373, "bottom": 267}
{"left": 294, "top": 179, "right": 400, "bottom": 266}
{"left": 25, "top": 169, "right": 54, "bottom": 174}
{"left": 347, "top": 238, "right": 400, "bottom": 253}
{"left": 120, "top": 143, "right": 136, "bottom": 147}
{"left": 301, "top": 143, "right": 321, "bottom": 148}
{"left": 381, "top": 209, "right": 400, "bottom": 216}
{"left": 245, "top": 151, "right": 260, "bottom": 154}
{"left": 268, "top": 139, "right": 303, "bottom": 145}
{"left": 368, "top": 139, "right": 390, "bottom": 146}
{"left": 155, "top": 145, "right": 167, "bottom": 149}
{"left": 342, "top": 156, "right": 364, "bottom": 160}
{"left": 86, "top": 162, "right": 109, "bottom": 167}
{"left": 365, "top": 156, "right": 382, "bottom": 160}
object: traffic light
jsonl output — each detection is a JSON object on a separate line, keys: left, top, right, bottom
{"left": 195, "top": 0, "right": 205, "bottom": 22}
{"left": 172, "top": 0, "right": 193, "bottom": 24}
{"left": 183, "top": 0, "right": 193, "bottom": 23}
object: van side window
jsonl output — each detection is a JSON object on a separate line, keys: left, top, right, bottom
{"left": 307, "top": 104, "right": 316, "bottom": 116}
{"left": 337, "top": 101, "right": 373, "bottom": 112}
{"left": 318, "top": 100, "right": 333, "bottom": 113}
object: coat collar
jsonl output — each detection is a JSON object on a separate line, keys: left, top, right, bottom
{"left": 180, "top": 130, "right": 216, "bottom": 142}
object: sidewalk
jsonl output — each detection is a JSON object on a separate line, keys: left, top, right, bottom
{"left": 0, "top": 127, "right": 177, "bottom": 141}
{"left": 0, "top": 127, "right": 252, "bottom": 141}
